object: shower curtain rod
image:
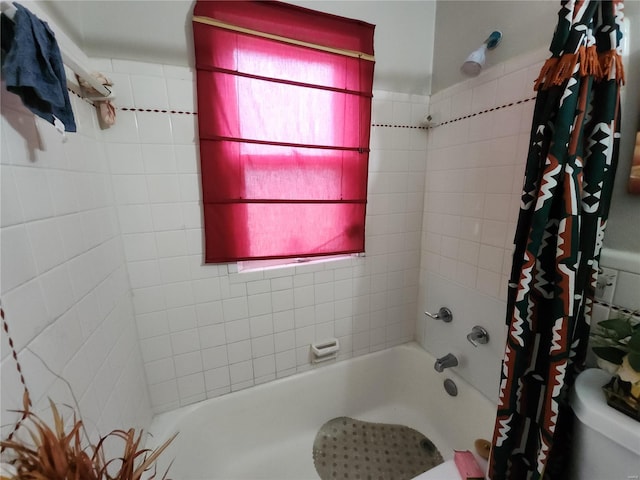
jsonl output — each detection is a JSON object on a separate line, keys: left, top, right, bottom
{"left": 0, "top": 0, "right": 113, "bottom": 99}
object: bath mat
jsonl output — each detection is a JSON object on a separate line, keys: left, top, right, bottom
{"left": 312, "top": 417, "right": 444, "bottom": 480}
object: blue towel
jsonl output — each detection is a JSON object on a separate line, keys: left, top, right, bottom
{"left": 1, "top": 2, "right": 76, "bottom": 132}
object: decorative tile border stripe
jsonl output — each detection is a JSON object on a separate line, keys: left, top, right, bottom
{"left": 372, "top": 124, "right": 428, "bottom": 130}
{"left": 68, "top": 87, "right": 537, "bottom": 130}
{"left": 119, "top": 107, "right": 197, "bottom": 115}
{"left": 594, "top": 298, "right": 640, "bottom": 318}
{"left": 434, "top": 95, "right": 538, "bottom": 128}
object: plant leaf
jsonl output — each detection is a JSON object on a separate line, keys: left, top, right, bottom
{"left": 597, "top": 318, "right": 634, "bottom": 339}
{"left": 628, "top": 351, "right": 640, "bottom": 372}
{"left": 627, "top": 330, "right": 640, "bottom": 353}
{"left": 592, "top": 346, "right": 626, "bottom": 365}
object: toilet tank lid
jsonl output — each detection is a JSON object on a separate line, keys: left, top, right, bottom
{"left": 571, "top": 368, "right": 640, "bottom": 456}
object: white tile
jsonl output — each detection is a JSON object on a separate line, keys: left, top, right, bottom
{"left": 140, "top": 334, "right": 172, "bottom": 362}
{"left": 118, "top": 205, "right": 154, "bottom": 233}
{"left": 12, "top": 166, "right": 54, "bottom": 221}
{"left": 159, "top": 256, "right": 190, "bottom": 283}
{"left": 250, "top": 313, "right": 274, "bottom": 337}
{"left": 253, "top": 355, "right": 275, "bottom": 377}
{"left": 227, "top": 340, "right": 252, "bottom": 364}
{"left": 174, "top": 351, "right": 203, "bottom": 377}
{"left": 229, "top": 360, "right": 253, "bottom": 384}
{"left": 450, "top": 89, "right": 472, "bottom": 119}
{"left": 150, "top": 204, "right": 183, "bottom": 231}
{"left": 225, "top": 318, "right": 250, "bottom": 343}
{"left": 149, "top": 379, "right": 179, "bottom": 408}
{"left": 163, "top": 65, "right": 195, "bottom": 80}
{"left": 122, "top": 233, "right": 157, "bottom": 261}
{"left": 112, "top": 59, "right": 165, "bottom": 76}
{"left": 295, "top": 325, "right": 315, "bottom": 347}
{"left": 177, "top": 372, "right": 205, "bottom": 398}
{"left": 478, "top": 245, "right": 505, "bottom": 273}
{"left": 170, "top": 328, "right": 200, "bottom": 355}
{"left": 106, "top": 143, "right": 144, "bottom": 174}
{"left": 202, "top": 345, "right": 228, "bottom": 370}
{"left": 223, "top": 297, "right": 249, "bottom": 322}
{"left": 204, "top": 366, "right": 230, "bottom": 391}
{"left": 0, "top": 167, "right": 24, "bottom": 227}
{"left": 251, "top": 335, "right": 275, "bottom": 358}
{"left": 483, "top": 194, "right": 512, "bottom": 222}
{"left": 142, "top": 144, "right": 177, "bottom": 173}
{"left": 275, "top": 349, "right": 296, "bottom": 372}
{"left": 25, "top": 219, "right": 65, "bottom": 274}
{"left": 271, "top": 289, "right": 294, "bottom": 312}
{"left": 167, "top": 305, "right": 197, "bottom": 332}
{"left": 613, "top": 271, "right": 640, "bottom": 311}
{"left": 145, "top": 357, "right": 175, "bottom": 384}
{"left": 274, "top": 330, "right": 295, "bottom": 352}
{"left": 39, "top": 265, "right": 74, "bottom": 319}
{"left": 136, "top": 311, "right": 169, "bottom": 339}
{"left": 476, "top": 268, "right": 501, "bottom": 298}
{"left": 170, "top": 114, "right": 197, "bottom": 144}
{"left": 112, "top": 174, "right": 149, "bottom": 205}
{"left": 147, "top": 175, "right": 181, "bottom": 203}
{"left": 137, "top": 111, "right": 173, "bottom": 144}
{"left": 104, "top": 110, "right": 139, "bottom": 143}
{"left": 132, "top": 285, "right": 165, "bottom": 315}
{"left": 198, "top": 324, "right": 226, "bottom": 348}
{"left": 195, "top": 301, "right": 224, "bottom": 326}
{"left": 163, "top": 281, "right": 194, "bottom": 309}
{"left": 496, "top": 68, "right": 530, "bottom": 106}
{"left": 273, "top": 310, "right": 295, "bottom": 332}
{"left": 47, "top": 170, "right": 79, "bottom": 216}
{"left": 128, "top": 260, "right": 161, "bottom": 288}
{"left": 155, "top": 230, "right": 188, "bottom": 257}
{"left": 131, "top": 75, "right": 169, "bottom": 109}
{"left": 166, "top": 78, "right": 196, "bottom": 112}
{"left": 471, "top": 80, "right": 498, "bottom": 113}
{"left": 481, "top": 220, "right": 508, "bottom": 248}
{"left": 491, "top": 104, "right": 524, "bottom": 139}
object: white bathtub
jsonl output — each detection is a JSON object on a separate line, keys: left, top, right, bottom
{"left": 146, "top": 343, "right": 496, "bottom": 479}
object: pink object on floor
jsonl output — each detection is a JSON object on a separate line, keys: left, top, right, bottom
{"left": 454, "top": 450, "right": 484, "bottom": 480}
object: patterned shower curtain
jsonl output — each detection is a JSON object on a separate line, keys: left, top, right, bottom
{"left": 488, "top": 1, "right": 625, "bottom": 479}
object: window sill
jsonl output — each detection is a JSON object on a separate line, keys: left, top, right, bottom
{"left": 230, "top": 253, "right": 365, "bottom": 275}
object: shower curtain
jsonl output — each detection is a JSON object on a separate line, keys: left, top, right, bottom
{"left": 488, "top": 1, "right": 625, "bottom": 479}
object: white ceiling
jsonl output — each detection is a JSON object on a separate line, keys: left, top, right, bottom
{"left": 36, "top": 0, "right": 437, "bottom": 95}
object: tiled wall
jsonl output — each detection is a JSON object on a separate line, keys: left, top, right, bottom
{"left": 589, "top": 248, "right": 640, "bottom": 361}
{"left": 0, "top": 84, "right": 152, "bottom": 447}
{"left": 418, "top": 48, "right": 640, "bottom": 402}
{"left": 93, "top": 58, "right": 429, "bottom": 413}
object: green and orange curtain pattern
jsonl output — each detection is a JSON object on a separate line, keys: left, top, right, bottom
{"left": 489, "top": 1, "right": 625, "bottom": 479}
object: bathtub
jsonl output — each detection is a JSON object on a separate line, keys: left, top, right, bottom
{"left": 146, "top": 343, "right": 496, "bottom": 479}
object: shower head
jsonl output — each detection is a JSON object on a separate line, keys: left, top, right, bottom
{"left": 461, "top": 30, "right": 502, "bottom": 77}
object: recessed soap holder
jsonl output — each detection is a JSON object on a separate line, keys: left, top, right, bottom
{"left": 311, "top": 338, "right": 340, "bottom": 363}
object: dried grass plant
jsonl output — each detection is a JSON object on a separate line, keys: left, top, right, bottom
{"left": 0, "top": 394, "right": 176, "bottom": 480}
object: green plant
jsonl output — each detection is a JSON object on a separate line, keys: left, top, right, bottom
{"left": 590, "top": 311, "right": 640, "bottom": 391}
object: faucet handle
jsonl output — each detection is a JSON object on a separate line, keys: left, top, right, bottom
{"left": 424, "top": 307, "right": 453, "bottom": 323}
{"left": 467, "top": 325, "right": 489, "bottom": 347}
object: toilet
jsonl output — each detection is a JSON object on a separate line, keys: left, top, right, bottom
{"left": 415, "top": 368, "right": 640, "bottom": 480}
{"left": 571, "top": 368, "right": 640, "bottom": 480}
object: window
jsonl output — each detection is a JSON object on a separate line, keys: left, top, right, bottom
{"left": 192, "top": 1, "right": 375, "bottom": 263}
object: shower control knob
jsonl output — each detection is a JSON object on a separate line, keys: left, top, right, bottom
{"left": 424, "top": 307, "right": 453, "bottom": 323}
{"left": 467, "top": 326, "right": 489, "bottom": 347}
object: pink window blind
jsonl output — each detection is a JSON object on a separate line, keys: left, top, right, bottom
{"left": 192, "top": 1, "right": 375, "bottom": 263}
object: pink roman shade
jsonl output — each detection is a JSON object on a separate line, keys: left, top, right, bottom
{"left": 193, "top": 1, "right": 375, "bottom": 263}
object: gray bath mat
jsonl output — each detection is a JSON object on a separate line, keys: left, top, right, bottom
{"left": 312, "top": 417, "right": 444, "bottom": 480}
